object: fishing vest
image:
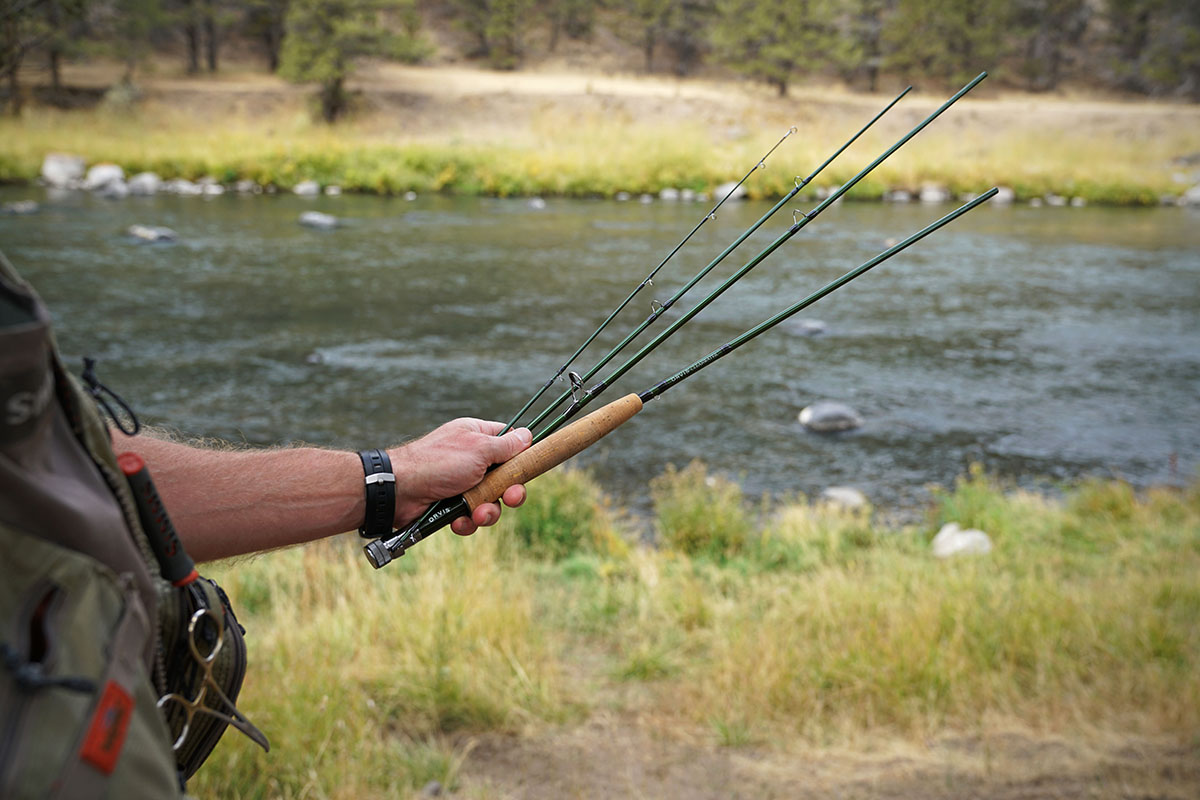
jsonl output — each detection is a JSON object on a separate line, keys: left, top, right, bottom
{"left": 0, "top": 252, "right": 257, "bottom": 797}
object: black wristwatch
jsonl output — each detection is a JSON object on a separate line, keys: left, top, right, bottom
{"left": 357, "top": 449, "right": 395, "bottom": 539}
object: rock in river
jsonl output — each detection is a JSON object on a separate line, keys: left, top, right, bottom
{"left": 299, "top": 211, "right": 338, "bottom": 230}
{"left": 127, "top": 172, "right": 163, "bottom": 196}
{"left": 84, "top": 163, "right": 125, "bottom": 192}
{"left": 798, "top": 401, "right": 863, "bottom": 432}
{"left": 127, "top": 225, "right": 178, "bottom": 243}
{"left": 1, "top": 200, "right": 39, "bottom": 215}
{"left": 41, "top": 153, "right": 85, "bottom": 188}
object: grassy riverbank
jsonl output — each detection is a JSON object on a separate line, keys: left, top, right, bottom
{"left": 2, "top": 65, "right": 1199, "bottom": 205}
{"left": 193, "top": 466, "right": 1200, "bottom": 799}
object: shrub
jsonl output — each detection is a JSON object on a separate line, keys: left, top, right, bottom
{"left": 651, "top": 461, "right": 752, "bottom": 560}
{"left": 502, "top": 468, "right": 623, "bottom": 561}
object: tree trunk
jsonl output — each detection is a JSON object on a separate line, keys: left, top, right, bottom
{"left": 643, "top": 30, "right": 655, "bottom": 72}
{"left": 3, "top": 12, "right": 21, "bottom": 116}
{"left": 262, "top": 25, "right": 280, "bottom": 72}
{"left": 203, "top": 0, "right": 218, "bottom": 72}
{"left": 46, "top": 0, "right": 62, "bottom": 97}
{"left": 183, "top": 0, "right": 200, "bottom": 74}
{"left": 321, "top": 75, "right": 344, "bottom": 122}
{"left": 48, "top": 48, "right": 60, "bottom": 92}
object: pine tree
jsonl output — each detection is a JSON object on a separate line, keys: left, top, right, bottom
{"left": 1010, "top": 0, "right": 1089, "bottom": 92}
{"left": 882, "top": 0, "right": 1010, "bottom": 87}
{"left": 279, "top": 0, "right": 427, "bottom": 122}
{"left": 710, "top": 0, "right": 845, "bottom": 96}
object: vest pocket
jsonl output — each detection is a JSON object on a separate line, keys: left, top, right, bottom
{"left": 0, "top": 525, "right": 179, "bottom": 799}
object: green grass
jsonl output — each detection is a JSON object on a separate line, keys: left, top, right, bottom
{"left": 190, "top": 466, "right": 1200, "bottom": 796}
{"left": 1, "top": 95, "right": 1196, "bottom": 205}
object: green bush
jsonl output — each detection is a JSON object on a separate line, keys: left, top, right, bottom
{"left": 651, "top": 461, "right": 752, "bottom": 560}
{"left": 503, "top": 468, "right": 621, "bottom": 561}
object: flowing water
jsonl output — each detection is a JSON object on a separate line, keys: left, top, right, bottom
{"left": 3, "top": 187, "right": 1198, "bottom": 515}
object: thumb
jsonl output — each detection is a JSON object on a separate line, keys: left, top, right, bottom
{"left": 488, "top": 427, "right": 532, "bottom": 464}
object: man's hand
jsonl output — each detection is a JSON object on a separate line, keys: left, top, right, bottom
{"left": 388, "top": 420, "right": 532, "bottom": 536}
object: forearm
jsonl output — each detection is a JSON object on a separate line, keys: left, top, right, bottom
{"left": 114, "top": 431, "right": 364, "bottom": 562}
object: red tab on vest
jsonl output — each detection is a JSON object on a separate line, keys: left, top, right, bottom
{"left": 79, "top": 680, "right": 134, "bottom": 774}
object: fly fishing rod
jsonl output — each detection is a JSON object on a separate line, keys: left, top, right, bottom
{"left": 529, "top": 72, "right": 987, "bottom": 442}
{"left": 364, "top": 187, "right": 999, "bottom": 568}
{"left": 364, "top": 72, "right": 989, "bottom": 567}
{"left": 501, "top": 126, "right": 799, "bottom": 434}
{"left": 509, "top": 85, "right": 913, "bottom": 439}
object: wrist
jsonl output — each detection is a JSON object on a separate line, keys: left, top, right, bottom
{"left": 385, "top": 444, "right": 427, "bottom": 529}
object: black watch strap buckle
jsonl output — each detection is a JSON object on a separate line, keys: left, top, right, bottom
{"left": 358, "top": 449, "right": 395, "bottom": 539}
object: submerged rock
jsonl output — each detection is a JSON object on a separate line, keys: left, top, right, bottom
{"left": 299, "top": 211, "right": 338, "bottom": 230}
{"left": 1, "top": 200, "right": 39, "bottom": 215}
{"left": 41, "top": 153, "right": 86, "bottom": 188}
{"left": 799, "top": 401, "right": 863, "bottom": 433}
{"left": 785, "top": 318, "right": 827, "bottom": 337}
{"left": 95, "top": 179, "right": 129, "bottom": 199}
{"left": 931, "top": 522, "right": 992, "bottom": 558}
{"left": 127, "top": 224, "right": 178, "bottom": 242}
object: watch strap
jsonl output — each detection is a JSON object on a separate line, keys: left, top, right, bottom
{"left": 357, "top": 449, "right": 395, "bottom": 539}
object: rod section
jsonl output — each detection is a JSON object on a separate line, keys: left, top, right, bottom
{"left": 519, "top": 86, "right": 912, "bottom": 436}
{"left": 640, "top": 189, "right": 999, "bottom": 402}
{"left": 501, "top": 126, "right": 799, "bottom": 434}
{"left": 534, "top": 73, "right": 988, "bottom": 442}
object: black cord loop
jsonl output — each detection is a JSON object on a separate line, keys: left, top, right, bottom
{"left": 81, "top": 357, "right": 141, "bottom": 436}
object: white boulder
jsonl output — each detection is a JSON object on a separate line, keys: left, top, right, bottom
{"left": 41, "top": 153, "right": 86, "bottom": 188}
{"left": 127, "top": 172, "right": 163, "bottom": 195}
{"left": 299, "top": 211, "right": 338, "bottom": 230}
{"left": 992, "top": 186, "right": 1016, "bottom": 204}
{"left": 95, "top": 179, "right": 129, "bottom": 199}
{"left": 819, "top": 486, "right": 868, "bottom": 511}
{"left": 659, "top": 187, "right": 680, "bottom": 201}
{"left": 931, "top": 522, "right": 992, "bottom": 559}
{"left": 714, "top": 180, "right": 746, "bottom": 201}
{"left": 164, "top": 178, "right": 202, "bottom": 196}
{"left": 293, "top": 180, "right": 321, "bottom": 196}
{"left": 127, "top": 224, "right": 178, "bottom": 242}
{"left": 919, "top": 184, "right": 951, "bottom": 203}
{"left": 799, "top": 401, "right": 863, "bottom": 433}
{"left": 84, "top": 163, "right": 125, "bottom": 192}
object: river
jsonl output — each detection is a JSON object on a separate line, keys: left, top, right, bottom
{"left": 3, "top": 187, "right": 1198, "bottom": 516}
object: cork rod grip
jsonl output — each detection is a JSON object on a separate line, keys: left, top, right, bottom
{"left": 463, "top": 393, "right": 643, "bottom": 510}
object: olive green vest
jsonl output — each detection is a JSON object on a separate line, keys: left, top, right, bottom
{"left": 0, "top": 253, "right": 183, "bottom": 798}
